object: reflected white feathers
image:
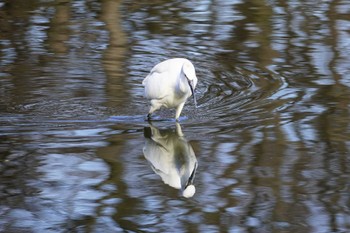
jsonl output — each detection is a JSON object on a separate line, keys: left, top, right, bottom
{"left": 142, "top": 58, "right": 198, "bottom": 120}
{"left": 143, "top": 123, "right": 198, "bottom": 198}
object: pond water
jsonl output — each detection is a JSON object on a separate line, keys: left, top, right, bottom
{"left": 1, "top": 0, "right": 350, "bottom": 232}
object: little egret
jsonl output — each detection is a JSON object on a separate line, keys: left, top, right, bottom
{"left": 142, "top": 58, "right": 198, "bottom": 121}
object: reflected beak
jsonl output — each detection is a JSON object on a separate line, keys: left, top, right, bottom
{"left": 185, "top": 162, "right": 198, "bottom": 188}
{"left": 188, "top": 80, "right": 197, "bottom": 108}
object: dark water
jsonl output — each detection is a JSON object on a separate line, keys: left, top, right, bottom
{"left": 1, "top": 0, "right": 350, "bottom": 232}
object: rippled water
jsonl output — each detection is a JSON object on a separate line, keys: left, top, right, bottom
{"left": 1, "top": 0, "right": 350, "bottom": 232}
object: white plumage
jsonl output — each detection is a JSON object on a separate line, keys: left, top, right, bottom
{"left": 143, "top": 123, "right": 198, "bottom": 198}
{"left": 142, "top": 58, "right": 198, "bottom": 120}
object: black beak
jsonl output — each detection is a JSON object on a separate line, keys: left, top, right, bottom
{"left": 188, "top": 80, "right": 197, "bottom": 108}
{"left": 185, "top": 162, "right": 198, "bottom": 188}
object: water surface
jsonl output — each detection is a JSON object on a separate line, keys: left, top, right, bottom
{"left": 1, "top": 0, "right": 350, "bottom": 232}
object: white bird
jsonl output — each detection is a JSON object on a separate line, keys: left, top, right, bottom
{"left": 142, "top": 58, "right": 198, "bottom": 121}
{"left": 143, "top": 123, "right": 198, "bottom": 198}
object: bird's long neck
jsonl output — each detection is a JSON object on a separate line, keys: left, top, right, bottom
{"left": 178, "top": 72, "right": 189, "bottom": 95}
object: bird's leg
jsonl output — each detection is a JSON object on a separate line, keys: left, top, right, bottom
{"left": 147, "top": 113, "right": 152, "bottom": 120}
{"left": 175, "top": 122, "right": 184, "bottom": 137}
{"left": 147, "top": 101, "right": 161, "bottom": 121}
{"left": 175, "top": 102, "right": 185, "bottom": 121}
{"left": 146, "top": 107, "right": 154, "bottom": 121}
{"left": 147, "top": 108, "right": 156, "bottom": 121}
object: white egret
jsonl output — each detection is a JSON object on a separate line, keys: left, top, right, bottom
{"left": 143, "top": 123, "right": 198, "bottom": 198}
{"left": 142, "top": 58, "right": 198, "bottom": 121}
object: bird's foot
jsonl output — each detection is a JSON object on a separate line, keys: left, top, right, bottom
{"left": 146, "top": 113, "right": 152, "bottom": 121}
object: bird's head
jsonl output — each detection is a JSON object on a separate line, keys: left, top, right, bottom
{"left": 183, "top": 184, "right": 196, "bottom": 198}
{"left": 182, "top": 160, "right": 197, "bottom": 198}
{"left": 182, "top": 61, "right": 198, "bottom": 89}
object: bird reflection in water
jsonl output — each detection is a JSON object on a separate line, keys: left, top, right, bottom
{"left": 143, "top": 123, "right": 198, "bottom": 198}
